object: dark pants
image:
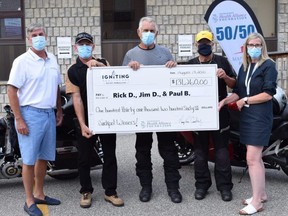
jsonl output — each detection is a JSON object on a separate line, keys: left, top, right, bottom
{"left": 135, "top": 132, "right": 181, "bottom": 190}
{"left": 194, "top": 129, "right": 233, "bottom": 191}
{"left": 77, "top": 133, "right": 117, "bottom": 196}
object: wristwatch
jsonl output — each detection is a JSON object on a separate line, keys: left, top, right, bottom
{"left": 243, "top": 97, "right": 248, "bottom": 105}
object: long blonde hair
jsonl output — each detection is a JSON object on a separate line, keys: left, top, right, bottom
{"left": 242, "top": 32, "right": 273, "bottom": 71}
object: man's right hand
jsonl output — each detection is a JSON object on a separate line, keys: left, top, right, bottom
{"left": 80, "top": 124, "right": 93, "bottom": 138}
{"left": 16, "top": 117, "right": 29, "bottom": 135}
{"left": 128, "top": 61, "right": 141, "bottom": 70}
{"left": 86, "top": 59, "right": 106, "bottom": 68}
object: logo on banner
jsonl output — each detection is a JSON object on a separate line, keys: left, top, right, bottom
{"left": 204, "top": 0, "right": 263, "bottom": 74}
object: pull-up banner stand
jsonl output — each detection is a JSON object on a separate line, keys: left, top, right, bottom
{"left": 204, "top": 0, "right": 263, "bottom": 74}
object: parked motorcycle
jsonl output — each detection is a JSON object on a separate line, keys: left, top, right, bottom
{"left": 0, "top": 87, "right": 103, "bottom": 180}
{"left": 176, "top": 87, "right": 288, "bottom": 177}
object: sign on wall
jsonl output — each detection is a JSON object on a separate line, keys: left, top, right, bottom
{"left": 57, "top": 37, "right": 72, "bottom": 59}
{"left": 178, "top": 35, "right": 193, "bottom": 57}
{"left": 204, "top": 0, "right": 263, "bottom": 73}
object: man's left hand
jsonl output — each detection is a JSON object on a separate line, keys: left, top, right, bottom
{"left": 216, "top": 68, "right": 227, "bottom": 79}
{"left": 165, "top": 60, "right": 177, "bottom": 68}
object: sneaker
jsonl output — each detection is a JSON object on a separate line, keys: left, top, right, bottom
{"left": 80, "top": 192, "right": 92, "bottom": 208}
{"left": 104, "top": 194, "right": 124, "bottom": 207}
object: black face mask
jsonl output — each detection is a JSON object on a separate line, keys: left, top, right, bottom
{"left": 198, "top": 44, "right": 212, "bottom": 56}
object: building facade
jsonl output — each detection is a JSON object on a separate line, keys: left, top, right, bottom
{"left": 0, "top": 0, "right": 287, "bottom": 115}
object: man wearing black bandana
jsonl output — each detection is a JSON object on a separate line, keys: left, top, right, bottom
{"left": 187, "top": 30, "right": 236, "bottom": 202}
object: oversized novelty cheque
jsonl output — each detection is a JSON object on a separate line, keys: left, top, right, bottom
{"left": 87, "top": 65, "right": 219, "bottom": 134}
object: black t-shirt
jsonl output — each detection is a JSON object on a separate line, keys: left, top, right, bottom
{"left": 187, "top": 54, "right": 236, "bottom": 101}
{"left": 67, "top": 57, "right": 107, "bottom": 122}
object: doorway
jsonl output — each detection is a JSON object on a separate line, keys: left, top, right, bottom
{"left": 101, "top": 0, "right": 146, "bottom": 66}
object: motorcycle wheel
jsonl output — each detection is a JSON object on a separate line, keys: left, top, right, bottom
{"left": 47, "top": 172, "right": 79, "bottom": 180}
{"left": 175, "top": 140, "right": 195, "bottom": 165}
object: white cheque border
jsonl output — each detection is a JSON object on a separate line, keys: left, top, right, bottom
{"left": 87, "top": 65, "right": 219, "bottom": 134}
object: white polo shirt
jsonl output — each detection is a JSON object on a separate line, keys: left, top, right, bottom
{"left": 8, "top": 48, "right": 62, "bottom": 109}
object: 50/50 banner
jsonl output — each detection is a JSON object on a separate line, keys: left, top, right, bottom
{"left": 205, "top": 0, "right": 263, "bottom": 74}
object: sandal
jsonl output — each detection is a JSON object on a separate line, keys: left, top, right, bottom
{"left": 242, "top": 197, "right": 267, "bottom": 205}
{"left": 239, "top": 204, "right": 264, "bottom": 215}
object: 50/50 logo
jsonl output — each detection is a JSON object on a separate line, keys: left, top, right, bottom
{"left": 215, "top": 25, "right": 255, "bottom": 41}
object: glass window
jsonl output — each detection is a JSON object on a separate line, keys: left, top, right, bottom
{"left": 245, "top": 0, "right": 277, "bottom": 51}
{"left": 0, "top": 0, "right": 24, "bottom": 42}
{"left": 0, "top": 0, "right": 24, "bottom": 81}
{"left": 0, "top": 18, "right": 22, "bottom": 39}
{"left": 245, "top": 0, "right": 276, "bottom": 37}
{"left": 0, "top": 0, "right": 21, "bottom": 12}
{"left": 102, "top": 0, "right": 145, "bottom": 40}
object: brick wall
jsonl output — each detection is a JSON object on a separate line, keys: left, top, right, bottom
{"left": 278, "top": 0, "right": 288, "bottom": 52}
{"left": 24, "top": 0, "right": 102, "bottom": 83}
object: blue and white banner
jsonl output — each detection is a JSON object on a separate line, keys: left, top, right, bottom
{"left": 205, "top": 0, "right": 262, "bottom": 73}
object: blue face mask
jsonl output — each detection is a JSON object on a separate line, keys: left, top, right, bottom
{"left": 77, "top": 45, "right": 93, "bottom": 59}
{"left": 32, "top": 36, "right": 46, "bottom": 51}
{"left": 247, "top": 47, "right": 262, "bottom": 59}
{"left": 141, "top": 32, "right": 155, "bottom": 46}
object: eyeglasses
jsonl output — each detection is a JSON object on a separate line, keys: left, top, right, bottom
{"left": 247, "top": 44, "right": 262, "bottom": 48}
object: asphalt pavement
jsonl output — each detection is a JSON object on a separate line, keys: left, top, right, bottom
{"left": 1, "top": 133, "right": 288, "bottom": 216}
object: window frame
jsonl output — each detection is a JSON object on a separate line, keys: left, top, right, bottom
{"left": 0, "top": 0, "right": 25, "bottom": 45}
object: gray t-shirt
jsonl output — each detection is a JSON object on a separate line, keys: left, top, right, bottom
{"left": 122, "top": 44, "right": 174, "bottom": 66}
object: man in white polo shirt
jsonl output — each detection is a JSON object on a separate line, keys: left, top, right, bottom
{"left": 7, "top": 23, "right": 63, "bottom": 216}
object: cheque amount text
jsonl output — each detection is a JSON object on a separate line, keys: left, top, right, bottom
{"left": 171, "top": 77, "right": 210, "bottom": 86}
